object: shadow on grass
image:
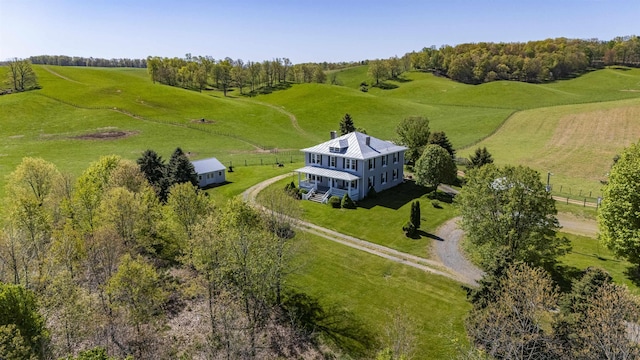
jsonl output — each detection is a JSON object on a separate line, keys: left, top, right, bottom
{"left": 549, "top": 263, "right": 584, "bottom": 292}
{"left": 624, "top": 266, "right": 640, "bottom": 288}
{"left": 282, "top": 291, "right": 377, "bottom": 357}
{"left": 372, "top": 82, "right": 399, "bottom": 90}
{"left": 200, "top": 181, "right": 232, "bottom": 191}
{"left": 392, "top": 75, "right": 413, "bottom": 83}
{"left": 358, "top": 181, "right": 431, "bottom": 210}
{"left": 404, "top": 230, "right": 442, "bottom": 241}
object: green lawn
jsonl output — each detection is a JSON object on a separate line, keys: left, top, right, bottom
{"left": 259, "top": 177, "right": 456, "bottom": 258}
{"left": 558, "top": 232, "right": 640, "bottom": 294}
{"left": 289, "top": 231, "right": 470, "bottom": 358}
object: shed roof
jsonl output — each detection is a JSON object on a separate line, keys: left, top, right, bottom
{"left": 191, "top": 157, "right": 226, "bottom": 174}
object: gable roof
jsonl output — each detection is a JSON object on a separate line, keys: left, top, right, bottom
{"left": 301, "top": 131, "right": 407, "bottom": 160}
{"left": 191, "top": 157, "right": 226, "bottom": 174}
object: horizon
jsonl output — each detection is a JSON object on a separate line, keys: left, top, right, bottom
{"left": 1, "top": 0, "right": 639, "bottom": 64}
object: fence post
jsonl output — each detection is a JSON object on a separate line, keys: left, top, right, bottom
{"left": 560, "top": 185, "right": 563, "bottom": 193}
{"left": 584, "top": 198, "right": 586, "bottom": 207}
{"left": 579, "top": 190, "right": 582, "bottom": 196}
{"left": 566, "top": 197, "right": 569, "bottom": 204}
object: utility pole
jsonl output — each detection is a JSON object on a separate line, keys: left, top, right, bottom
{"left": 546, "top": 172, "right": 553, "bottom": 192}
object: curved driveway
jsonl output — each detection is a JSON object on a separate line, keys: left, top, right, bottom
{"left": 243, "top": 174, "right": 599, "bottom": 288}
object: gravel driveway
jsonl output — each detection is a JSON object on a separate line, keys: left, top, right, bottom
{"left": 432, "top": 217, "right": 484, "bottom": 286}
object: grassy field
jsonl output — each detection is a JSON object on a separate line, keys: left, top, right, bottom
{"left": 289, "top": 231, "right": 470, "bottom": 357}
{"left": 458, "top": 98, "right": 640, "bottom": 195}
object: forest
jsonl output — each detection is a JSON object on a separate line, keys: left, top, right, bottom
{"left": 0, "top": 153, "right": 341, "bottom": 359}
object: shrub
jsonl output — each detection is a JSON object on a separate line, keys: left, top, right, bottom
{"left": 431, "top": 200, "right": 442, "bottom": 208}
{"left": 403, "top": 221, "right": 417, "bottom": 237}
{"left": 341, "top": 194, "right": 356, "bottom": 209}
{"left": 328, "top": 196, "right": 341, "bottom": 208}
{"left": 285, "top": 181, "right": 301, "bottom": 199}
{"left": 367, "top": 186, "right": 377, "bottom": 199}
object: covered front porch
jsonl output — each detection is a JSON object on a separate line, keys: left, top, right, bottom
{"left": 294, "top": 166, "right": 361, "bottom": 202}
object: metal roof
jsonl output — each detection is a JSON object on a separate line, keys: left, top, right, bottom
{"left": 191, "top": 157, "right": 226, "bottom": 174}
{"left": 294, "top": 166, "right": 360, "bottom": 181}
{"left": 301, "top": 131, "right": 407, "bottom": 160}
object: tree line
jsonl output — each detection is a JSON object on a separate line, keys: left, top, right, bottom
{"left": 0, "top": 153, "right": 363, "bottom": 359}
{"left": 404, "top": 35, "right": 640, "bottom": 84}
{"left": 146, "top": 55, "right": 330, "bottom": 94}
{"left": 27, "top": 55, "right": 147, "bottom": 68}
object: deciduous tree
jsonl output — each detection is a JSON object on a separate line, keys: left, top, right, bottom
{"left": 396, "top": 116, "right": 430, "bottom": 165}
{"left": 456, "top": 165, "right": 567, "bottom": 266}
{"left": 6, "top": 58, "right": 38, "bottom": 91}
{"left": 414, "top": 144, "right": 457, "bottom": 188}
{"left": 598, "top": 141, "right": 640, "bottom": 270}
{"left": 466, "top": 263, "right": 558, "bottom": 359}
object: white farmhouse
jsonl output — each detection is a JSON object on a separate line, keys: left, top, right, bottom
{"left": 295, "top": 131, "right": 407, "bottom": 202}
{"left": 192, "top": 157, "right": 226, "bottom": 188}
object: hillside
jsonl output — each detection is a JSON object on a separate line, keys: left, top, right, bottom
{"left": 2, "top": 64, "right": 640, "bottom": 199}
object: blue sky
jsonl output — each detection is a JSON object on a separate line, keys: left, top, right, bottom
{"left": 1, "top": 0, "right": 638, "bottom": 63}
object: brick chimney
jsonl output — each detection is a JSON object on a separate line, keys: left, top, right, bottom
{"left": 366, "top": 136, "right": 370, "bottom": 146}
{"left": 330, "top": 131, "right": 337, "bottom": 139}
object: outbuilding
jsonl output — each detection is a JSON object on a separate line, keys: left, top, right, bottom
{"left": 192, "top": 157, "right": 226, "bottom": 188}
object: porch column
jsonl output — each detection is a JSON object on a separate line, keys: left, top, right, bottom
{"left": 348, "top": 180, "right": 351, "bottom": 195}
{"left": 298, "top": 172, "right": 301, "bottom": 186}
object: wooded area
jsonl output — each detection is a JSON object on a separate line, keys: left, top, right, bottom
{"left": 0, "top": 156, "right": 345, "bottom": 359}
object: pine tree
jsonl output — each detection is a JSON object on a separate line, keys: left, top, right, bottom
{"left": 428, "top": 131, "right": 455, "bottom": 158}
{"left": 468, "top": 147, "right": 494, "bottom": 169}
{"left": 339, "top": 113, "right": 356, "bottom": 135}
{"left": 167, "top": 147, "right": 198, "bottom": 187}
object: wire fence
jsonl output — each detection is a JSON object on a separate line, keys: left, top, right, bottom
{"left": 217, "top": 153, "right": 305, "bottom": 168}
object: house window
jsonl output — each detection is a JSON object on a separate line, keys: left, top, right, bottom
{"left": 198, "top": 175, "right": 202, "bottom": 181}
{"left": 393, "top": 169, "right": 399, "bottom": 181}
{"left": 345, "top": 158, "right": 356, "bottom": 170}
{"left": 394, "top": 152, "right": 400, "bottom": 164}
{"left": 368, "top": 158, "right": 375, "bottom": 170}
{"left": 368, "top": 176, "right": 375, "bottom": 188}
{"left": 330, "top": 156, "right": 336, "bottom": 168}
{"left": 219, "top": 171, "right": 222, "bottom": 176}
{"left": 381, "top": 172, "right": 387, "bottom": 184}
{"left": 308, "top": 175, "right": 322, "bottom": 182}
{"left": 350, "top": 180, "right": 358, "bottom": 189}
{"left": 382, "top": 155, "right": 388, "bottom": 167}
{"left": 310, "top": 153, "right": 322, "bottom": 165}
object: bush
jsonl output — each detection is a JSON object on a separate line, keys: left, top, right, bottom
{"left": 431, "top": 200, "right": 442, "bottom": 208}
{"left": 341, "top": 194, "right": 356, "bottom": 209}
{"left": 367, "top": 186, "right": 377, "bottom": 199}
{"left": 328, "top": 196, "right": 341, "bottom": 208}
{"left": 285, "top": 181, "right": 301, "bottom": 199}
{"left": 402, "top": 221, "right": 417, "bottom": 237}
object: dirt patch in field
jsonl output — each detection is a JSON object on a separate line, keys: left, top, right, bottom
{"left": 190, "top": 118, "right": 216, "bottom": 124}
{"left": 73, "top": 130, "right": 138, "bottom": 140}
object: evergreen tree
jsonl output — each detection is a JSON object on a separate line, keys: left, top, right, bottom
{"left": 167, "top": 147, "right": 198, "bottom": 187}
{"left": 468, "top": 147, "right": 494, "bottom": 169}
{"left": 137, "top": 149, "right": 169, "bottom": 200}
{"left": 428, "top": 131, "right": 455, "bottom": 158}
{"left": 339, "top": 113, "right": 356, "bottom": 135}
{"left": 137, "top": 149, "right": 166, "bottom": 186}
{"left": 410, "top": 201, "right": 421, "bottom": 230}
